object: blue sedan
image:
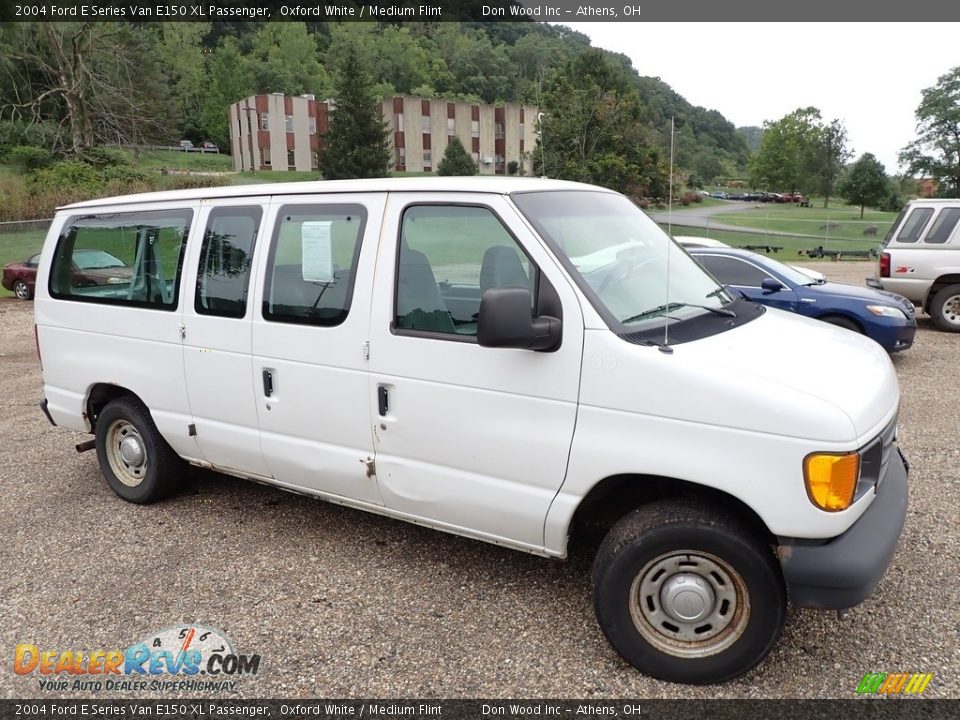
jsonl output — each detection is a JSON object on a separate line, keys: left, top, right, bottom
{"left": 688, "top": 248, "right": 916, "bottom": 352}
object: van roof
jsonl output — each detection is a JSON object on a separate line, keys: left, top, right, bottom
{"left": 58, "top": 176, "right": 615, "bottom": 210}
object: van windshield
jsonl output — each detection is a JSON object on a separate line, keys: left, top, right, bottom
{"left": 512, "top": 190, "right": 733, "bottom": 328}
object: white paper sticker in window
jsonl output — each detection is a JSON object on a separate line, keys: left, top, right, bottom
{"left": 301, "top": 221, "right": 333, "bottom": 282}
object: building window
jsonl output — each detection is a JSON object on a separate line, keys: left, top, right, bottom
{"left": 261, "top": 147, "right": 271, "bottom": 166}
{"left": 473, "top": 152, "right": 480, "bottom": 164}
{"left": 396, "top": 113, "right": 404, "bottom": 131}
{"left": 395, "top": 147, "right": 406, "bottom": 170}
{"left": 519, "top": 123, "right": 524, "bottom": 137}
{"left": 471, "top": 120, "right": 479, "bottom": 139}
{"left": 285, "top": 115, "right": 294, "bottom": 133}
{"left": 447, "top": 117, "right": 455, "bottom": 134}
{"left": 308, "top": 117, "right": 317, "bottom": 135}
{"left": 260, "top": 113, "right": 269, "bottom": 131}
{"left": 420, "top": 115, "right": 431, "bottom": 132}
{"left": 495, "top": 123, "right": 504, "bottom": 140}
{"left": 287, "top": 150, "right": 296, "bottom": 169}
{"left": 423, "top": 150, "right": 432, "bottom": 165}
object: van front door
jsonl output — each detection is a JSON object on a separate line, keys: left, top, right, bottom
{"left": 367, "top": 194, "right": 583, "bottom": 551}
{"left": 250, "top": 194, "right": 385, "bottom": 505}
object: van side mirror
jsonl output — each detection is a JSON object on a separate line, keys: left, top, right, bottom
{"left": 477, "top": 287, "right": 561, "bottom": 352}
{"left": 761, "top": 277, "right": 783, "bottom": 293}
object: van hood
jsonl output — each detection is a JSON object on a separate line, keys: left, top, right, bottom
{"left": 582, "top": 307, "right": 899, "bottom": 446}
{"left": 681, "top": 307, "right": 898, "bottom": 441}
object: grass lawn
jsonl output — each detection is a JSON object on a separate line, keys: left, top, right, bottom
{"left": 230, "top": 170, "right": 322, "bottom": 185}
{"left": 119, "top": 149, "right": 233, "bottom": 173}
{"left": 663, "top": 224, "right": 881, "bottom": 261}
{"left": 701, "top": 202, "right": 897, "bottom": 242}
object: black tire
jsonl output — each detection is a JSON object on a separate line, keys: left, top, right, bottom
{"left": 592, "top": 500, "right": 786, "bottom": 684}
{"left": 94, "top": 396, "right": 186, "bottom": 503}
{"left": 821, "top": 315, "right": 861, "bottom": 333}
{"left": 13, "top": 279, "right": 32, "bottom": 301}
{"left": 930, "top": 284, "right": 960, "bottom": 332}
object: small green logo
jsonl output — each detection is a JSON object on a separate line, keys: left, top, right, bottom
{"left": 856, "top": 672, "right": 932, "bottom": 695}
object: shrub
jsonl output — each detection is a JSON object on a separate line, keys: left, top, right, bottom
{"left": 7, "top": 145, "right": 54, "bottom": 171}
{"left": 507, "top": 160, "right": 519, "bottom": 176}
{"left": 78, "top": 146, "right": 129, "bottom": 168}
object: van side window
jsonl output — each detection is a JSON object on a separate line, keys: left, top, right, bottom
{"left": 49, "top": 210, "right": 192, "bottom": 309}
{"left": 195, "top": 207, "right": 262, "bottom": 318}
{"left": 895, "top": 208, "right": 934, "bottom": 243}
{"left": 923, "top": 208, "right": 960, "bottom": 244}
{"left": 394, "top": 205, "right": 535, "bottom": 337}
{"left": 262, "top": 204, "right": 366, "bottom": 327}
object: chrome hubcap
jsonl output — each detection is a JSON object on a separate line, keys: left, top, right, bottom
{"left": 14, "top": 282, "right": 28, "bottom": 299}
{"left": 942, "top": 294, "right": 960, "bottom": 325}
{"left": 629, "top": 551, "right": 750, "bottom": 658}
{"left": 106, "top": 420, "right": 147, "bottom": 487}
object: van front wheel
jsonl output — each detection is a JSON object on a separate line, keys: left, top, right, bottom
{"left": 94, "top": 397, "right": 185, "bottom": 503}
{"left": 592, "top": 501, "right": 785, "bottom": 684}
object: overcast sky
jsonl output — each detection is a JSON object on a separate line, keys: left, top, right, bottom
{"left": 560, "top": 23, "right": 960, "bottom": 174}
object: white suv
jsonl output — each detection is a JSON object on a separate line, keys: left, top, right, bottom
{"left": 869, "top": 199, "right": 960, "bottom": 331}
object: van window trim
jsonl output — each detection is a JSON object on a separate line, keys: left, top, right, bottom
{"left": 48, "top": 208, "right": 194, "bottom": 312}
{"left": 261, "top": 202, "right": 368, "bottom": 328}
{"left": 389, "top": 200, "right": 542, "bottom": 343}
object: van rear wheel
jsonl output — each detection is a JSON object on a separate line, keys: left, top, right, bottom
{"left": 94, "top": 397, "right": 185, "bottom": 503}
{"left": 930, "top": 284, "right": 960, "bottom": 332}
{"left": 592, "top": 500, "right": 785, "bottom": 684}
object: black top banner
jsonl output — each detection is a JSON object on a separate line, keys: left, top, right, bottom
{"left": 2, "top": 0, "right": 959, "bottom": 22}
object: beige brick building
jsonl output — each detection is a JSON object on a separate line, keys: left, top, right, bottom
{"left": 229, "top": 94, "right": 538, "bottom": 176}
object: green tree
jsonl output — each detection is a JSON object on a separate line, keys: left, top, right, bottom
{"left": 320, "top": 46, "right": 391, "bottom": 180}
{"left": 748, "top": 107, "right": 821, "bottom": 193}
{"left": 809, "top": 118, "right": 851, "bottom": 207}
{"left": 437, "top": 137, "right": 476, "bottom": 176}
{"left": 198, "top": 37, "right": 254, "bottom": 150}
{"left": 837, "top": 153, "right": 889, "bottom": 218}
{"left": 899, "top": 66, "right": 960, "bottom": 197}
{"left": 247, "top": 23, "right": 330, "bottom": 99}
{"left": 0, "top": 23, "right": 173, "bottom": 153}
{"left": 153, "top": 23, "right": 211, "bottom": 142}
{"left": 534, "top": 50, "right": 667, "bottom": 197}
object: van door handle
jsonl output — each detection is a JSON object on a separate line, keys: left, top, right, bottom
{"left": 262, "top": 370, "right": 274, "bottom": 397}
{"left": 377, "top": 386, "right": 389, "bottom": 416}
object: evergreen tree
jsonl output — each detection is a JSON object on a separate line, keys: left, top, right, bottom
{"left": 437, "top": 137, "right": 476, "bottom": 176}
{"left": 320, "top": 46, "right": 391, "bottom": 180}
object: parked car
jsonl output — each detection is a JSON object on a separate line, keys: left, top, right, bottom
{"left": 689, "top": 247, "right": 916, "bottom": 352}
{"left": 710, "top": 191, "right": 728, "bottom": 199}
{"left": 4, "top": 249, "right": 132, "bottom": 301}
{"left": 178, "top": 139, "right": 194, "bottom": 150}
{"left": 34, "top": 177, "right": 908, "bottom": 685}
{"left": 2, "top": 251, "right": 42, "bottom": 300}
{"left": 867, "top": 198, "right": 960, "bottom": 332}
{"left": 674, "top": 236, "right": 827, "bottom": 282}
{"left": 200, "top": 141, "right": 219, "bottom": 151}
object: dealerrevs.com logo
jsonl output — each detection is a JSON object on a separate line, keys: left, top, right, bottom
{"left": 14, "top": 625, "right": 261, "bottom": 692}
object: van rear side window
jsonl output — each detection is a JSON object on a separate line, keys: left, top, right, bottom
{"left": 50, "top": 210, "right": 192, "bottom": 309}
{"left": 262, "top": 204, "right": 366, "bottom": 327}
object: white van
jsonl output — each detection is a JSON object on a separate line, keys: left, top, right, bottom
{"left": 869, "top": 198, "right": 960, "bottom": 331}
{"left": 35, "top": 178, "right": 908, "bottom": 685}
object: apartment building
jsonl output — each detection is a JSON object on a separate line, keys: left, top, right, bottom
{"left": 229, "top": 93, "right": 538, "bottom": 176}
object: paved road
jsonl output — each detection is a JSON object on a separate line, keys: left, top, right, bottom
{"left": 649, "top": 201, "right": 834, "bottom": 240}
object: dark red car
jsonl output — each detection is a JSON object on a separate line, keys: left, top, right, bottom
{"left": 2, "top": 251, "right": 41, "bottom": 300}
{"left": 3, "top": 249, "right": 132, "bottom": 301}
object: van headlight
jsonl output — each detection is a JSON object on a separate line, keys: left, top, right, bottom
{"left": 803, "top": 452, "right": 860, "bottom": 511}
{"left": 866, "top": 304, "right": 907, "bottom": 319}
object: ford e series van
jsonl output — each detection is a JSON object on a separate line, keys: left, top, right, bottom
{"left": 34, "top": 178, "right": 908, "bottom": 684}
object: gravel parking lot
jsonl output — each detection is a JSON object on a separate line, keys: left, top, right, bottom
{"left": 1, "top": 261, "right": 958, "bottom": 699}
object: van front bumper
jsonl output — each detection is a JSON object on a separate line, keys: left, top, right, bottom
{"left": 777, "top": 447, "right": 908, "bottom": 609}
